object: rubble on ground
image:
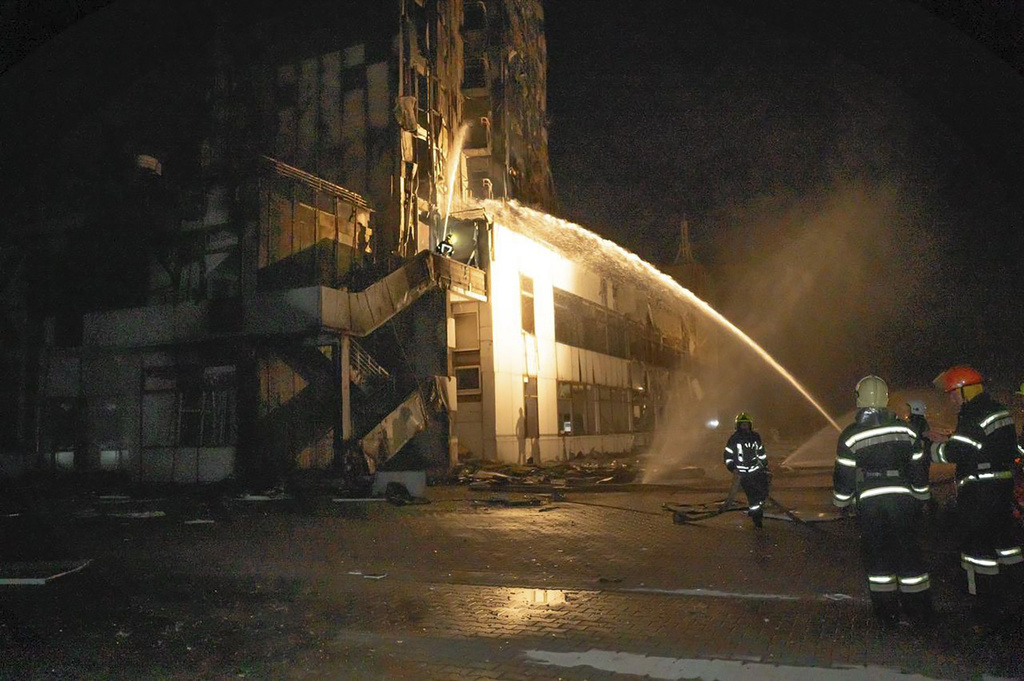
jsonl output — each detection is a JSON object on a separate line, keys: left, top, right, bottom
{"left": 453, "top": 451, "right": 641, "bottom": 490}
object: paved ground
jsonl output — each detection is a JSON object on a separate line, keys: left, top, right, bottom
{"left": 1, "top": 470, "right": 1022, "bottom": 680}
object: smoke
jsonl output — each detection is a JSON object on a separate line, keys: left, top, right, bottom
{"left": 712, "top": 181, "right": 947, "bottom": 422}
{"left": 643, "top": 180, "right": 949, "bottom": 479}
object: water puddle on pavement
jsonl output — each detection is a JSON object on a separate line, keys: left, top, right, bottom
{"left": 523, "top": 649, "right": 1013, "bottom": 680}
{"left": 487, "top": 588, "right": 568, "bottom": 623}
{"left": 513, "top": 588, "right": 566, "bottom": 605}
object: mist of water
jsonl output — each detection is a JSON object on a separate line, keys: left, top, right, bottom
{"left": 782, "top": 387, "right": 957, "bottom": 468}
{"left": 482, "top": 200, "right": 841, "bottom": 438}
{"left": 442, "top": 124, "right": 470, "bottom": 238}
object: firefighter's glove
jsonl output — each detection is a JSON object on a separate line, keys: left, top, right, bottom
{"left": 726, "top": 464, "right": 736, "bottom": 473}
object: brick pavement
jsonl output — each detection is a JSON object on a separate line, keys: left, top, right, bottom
{"left": 1, "top": 479, "right": 1022, "bottom": 679}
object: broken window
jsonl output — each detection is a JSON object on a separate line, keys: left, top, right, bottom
{"left": 180, "top": 366, "right": 236, "bottom": 448}
{"left": 520, "top": 274, "right": 535, "bottom": 335}
{"left": 607, "top": 316, "right": 627, "bottom": 359}
{"left": 463, "top": 57, "right": 487, "bottom": 89}
{"left": 557, "top": 381, "right": 594, "bottom": 436}
{"left": 523, "top": 376, "right": 539, "bottom": 439}
{"left": 553, "top": 288, "right": 582, "bottom": 347}
{"left": 632, "top": 388, "right": 651, "bottom": 432}
{"left": 583, "top": 307, "right": 608, "bottom": 355}
{"left": 464, "top": 1, "right": 487, "bottom": 31}
{"left": 143, "top": 365, "right": 236, "bottom": 449}
{"left": 598, "top": 386, "right": 630, "bottom": 434}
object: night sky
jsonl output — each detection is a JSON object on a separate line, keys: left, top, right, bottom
{"left": 544, "top": 0, "right": 1024, "bottom": 416}
{"left": 2, "top": 0, "right": 1024, "bottom": 420}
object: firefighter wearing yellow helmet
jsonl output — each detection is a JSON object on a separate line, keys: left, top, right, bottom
{"left": 722, "top": 412, "right": 770, "bottom": 528}
{"left": 931, "top": 366, "right": 1022, "bottom": 596}
{"left": 833, "top": 375, "right": 932, "bottom": 622}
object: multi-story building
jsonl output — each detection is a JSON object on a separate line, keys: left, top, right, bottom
{"left": 1, "top": 0, "right": 710, "bottom": 484}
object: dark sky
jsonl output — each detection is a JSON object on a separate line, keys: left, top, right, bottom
{"left": 2, "top": 0, "right": 1024, "bottom": 417}
{"left": 543, "top": 0, "right": 1024, "bottom": 413}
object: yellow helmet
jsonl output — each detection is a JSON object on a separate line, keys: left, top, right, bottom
{"left": 855, "top": 375, "right": 888, "bottom": 409}
{"left": 735, "top": 412, "right": 754, "bottom": 427}
{"left": 1017, "top": 382, "right": 1024, "bottom": 397}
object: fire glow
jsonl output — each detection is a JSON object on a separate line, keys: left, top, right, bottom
{"left": 481, "top": 200, "right": 841, "bottom": 432}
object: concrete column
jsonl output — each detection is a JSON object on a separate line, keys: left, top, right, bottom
{"left": 340, "top": 335, "right": 352, "bottom": 440}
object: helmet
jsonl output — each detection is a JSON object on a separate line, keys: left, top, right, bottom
{"left": 933, "top": 366, "right": 983, "bottom": 393}
{"left": 1017, "top": 382, "right": 1024, "bottom": 397}
{"left": 906, "top": 399, "right": 926, "bottom": 416}
{"left": 735, "top": 412, "right": 753, "bottom": 427}
{"left": 855, "top": 375, "right": 888, "bottom": 409}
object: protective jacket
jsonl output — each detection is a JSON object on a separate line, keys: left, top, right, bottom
{"left": 724, "top": 428, "right": 769, "bottom": 526}
{"left": 833, "top": 408, "right": 930, "bottom": 507}
{"left": 723, "top": 430, "right": 767, "bottom": 474}
{"left": 932, "top": 392, "right": 1016, "bottom": 484}
{"left": 833, "top": 408, "right": 931, "bottom": 600}
{"left": 931, "top": 392, "right": 1023, "bottom": 577}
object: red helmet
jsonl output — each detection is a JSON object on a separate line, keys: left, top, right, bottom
{"left": 933, "top": 366, "right": 983, "bottom": 393}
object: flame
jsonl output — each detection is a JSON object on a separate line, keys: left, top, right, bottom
{"left": 481, "top": 200, "right": 841, "bottom": 432}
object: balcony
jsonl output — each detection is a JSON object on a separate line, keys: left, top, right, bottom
{"left": 82, "top": 252, "right": 487, "bottom": 347}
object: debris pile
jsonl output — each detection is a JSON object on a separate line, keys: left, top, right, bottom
{"left": 454, "top": 452, "right": 640, "bottom": 491}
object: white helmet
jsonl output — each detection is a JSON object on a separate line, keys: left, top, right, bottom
{"left": 855, "top": 375, "right": 888, "bottom": 409}
{"left": 906, "top": 399, "right": 926, "bottom": 416}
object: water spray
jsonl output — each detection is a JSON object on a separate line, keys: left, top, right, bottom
{"left": 441, "top": 124, "right": 470, "bottom": 239}
{"left": 482, "top": 201, "right": 841, "bottom": 433}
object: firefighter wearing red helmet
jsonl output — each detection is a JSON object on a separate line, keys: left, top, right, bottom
{"left": 833, "top": 376, "right": 932, "bottom": 622}
{"left": 932, "top": 366, "right": 1023, "bottom": 596}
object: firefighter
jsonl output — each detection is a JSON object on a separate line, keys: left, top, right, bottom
{"left": 435, "top": 232, "right": 454, "bottom": 257}
{"left": 931, "top": 366, "right": 1023, "bottom": 596}
{"left": 907, "top": 399, "right": 936, "bottom": 520}
{"left": 722, "top": 412, "right": 770, "bottom": 528}
{"left": 833, "top": 375, "right": 932, "bottom": 622}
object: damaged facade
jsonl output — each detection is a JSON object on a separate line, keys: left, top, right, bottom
{"left": 0, "top": 0, "right": 707, "bottom": 484}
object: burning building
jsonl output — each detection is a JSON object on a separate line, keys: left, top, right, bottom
{"left": 1, "top": 0, "right": 710, "bottom": 484}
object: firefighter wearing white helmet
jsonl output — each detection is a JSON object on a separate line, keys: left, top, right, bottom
{"left": 905, "top": 399, "right": 935, "bottom": 520}
{"left": 722, "top": 412, "right": 770, "bottom": 528}
{"left": 833, "top": 375, "right": 932, "bottom": 622}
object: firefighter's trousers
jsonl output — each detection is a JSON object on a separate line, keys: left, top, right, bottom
{"left": 740, "top": 470, "right": 769, "bottom": 521}
{"left": 957, "top": 478, "right": 1023, "bottom": 585}
{"left": 857, "top": 493, "right": 930, "bottom": 601}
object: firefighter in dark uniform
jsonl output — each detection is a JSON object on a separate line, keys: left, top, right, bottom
{"left": 723, "top": 412, "right": 770, "bottom": 528}
{"left": 906, "top": 399, "right": 936, "bottom": 520}
{"left": 833, "top": 375, "right": 932, "bottom": 621}
{"left": 931, "top": 366, "right": 1023, "bottom": 596}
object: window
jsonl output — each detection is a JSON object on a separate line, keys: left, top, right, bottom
{"left": 552, "top": 287, "right": 682, "bottom": 365}
{"left": 464, "top": 1, "right": 487, "bottom": 31}
{"left": 523, "top": 376, "right": 539, "bottom": 439}
{"left": 142, "top": 365, "right": 237, "bottom": 448}
{"left": 583, "top": 308, "right": 607, "bottom": 354}
{"left": 180, "top": 366, "right": 236, "bottom": 447}
{"left": 553, "top": 289, "right": 582, "bottom": 347}
{"left": 456, "top": 366, "right": 481, "bottom": 394}
{"left": 632, "top": 388, "right": 651, "bottom": 432}
{"left": 520, "top": 274, "right": 535, "bottom": 334}
{"left": 557, "top": 381, "right": 594, "bottom": 435}
{"left": 607, "top": 316, "right": 627, "bottom": 358}
{"left": 464, "top": 58, "right": 487, "bottom": 89}
{"left": 598, "top": 387, "right": 630, "bottom": 434}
